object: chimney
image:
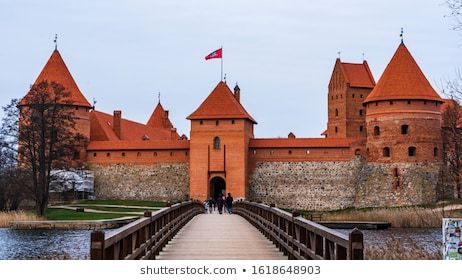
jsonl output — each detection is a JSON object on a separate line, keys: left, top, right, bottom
{"left": 164, "top": 110, "right": 169, "bottom": 128}
{"left": 234, "top": 83, "right": 240, "bottom": 103}
{"left": 170, "top": 128, "right": 177, "bottom": 140}
{"left": 113, "top": 110, "right": 122, "bottom": 139}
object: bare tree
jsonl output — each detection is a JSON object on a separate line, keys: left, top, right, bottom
{"left": 1, "top": 81, "right": 86, "bottom": 216}
{"left": 442, "top": 98, "right": 462, "bottom": 199}
{"left": 446, "top": 0, "right": 462, "bottom": 31}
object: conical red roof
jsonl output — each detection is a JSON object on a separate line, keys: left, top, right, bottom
{"left": 20, "top": 50, "right": 91, "bottom": 107}
{"left": 364, "top": 43, "right": 442, "bottom": 103}
{"left": 147, "top": 102, "right": 174, "bottom": 128}
{"left": 187, "top": 81, "right": 257, "bottom": 123}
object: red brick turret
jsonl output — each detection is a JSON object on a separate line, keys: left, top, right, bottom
{"left": 364, "top": 43, "right": 443, "bottom": 162}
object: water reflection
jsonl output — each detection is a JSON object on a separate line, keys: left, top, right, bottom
{"left": 0, "top": 228, "right": 92, "bottom": 260}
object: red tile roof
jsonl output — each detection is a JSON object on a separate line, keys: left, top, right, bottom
{"left": 147, "top": 102, "right": 173, "bottom": 129}
{"left": 90, "top": 110, "right": 179, "bottom": 141}
{"left": 364, "top": 43, "right": 442, "bottom": 103}
{"left": 187, "top": 81, "right": 257, "bottom": 123}
{"left": 249, "top": 138, "right": 352, "bottom": 148}
{"left": 87, "top": 140, "right": 189, "bottom": 151}
{"left": 339, "top": 60, "right": 375, "bottom": 88}
{"left": 20, "top": 50, "right": 91, "bottom": 107}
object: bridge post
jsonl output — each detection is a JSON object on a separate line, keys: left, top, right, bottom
{"left": 90, "top": 230, "right": 105, "bottom": 260}
{"left": 348, "top": 228, "right": 364, "bottom": 260}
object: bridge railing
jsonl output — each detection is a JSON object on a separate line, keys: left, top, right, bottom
{"left": 90, "top": 200, "right": 204, "bottom": 260}
{"left": 234, "top": 201, "right": 363, "bottom": 260}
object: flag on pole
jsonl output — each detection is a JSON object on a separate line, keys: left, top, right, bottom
{"left": 205, "top": 48, "right": 222, "bottom": 60}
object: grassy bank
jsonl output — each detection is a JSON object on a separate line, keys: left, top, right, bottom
{"left": 0, "top": 211, "right": 42, "bottom": 227}
{"left": 365, "top": 236, "right": 442, "bottom": 260}
{"left": 72, "top": 200, "right": 167, "bottom": 208}
{"left": 294, "top": 203, "right": 462, "bottom": 228}
{"left": 45, "top": 208, "right": 136, "bottom": 220}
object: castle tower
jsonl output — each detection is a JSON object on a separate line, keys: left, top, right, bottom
{"left": 187, "top": 82, "right": 256, "bottom": 201}
{"left": 363, "top": 43, "right": 443, "bottom": 162}
{"left": 325, "top": 59, "right": 375, "bottom": 138}
{"left": 19, "top": 49, "right": 92, "bottom": 162}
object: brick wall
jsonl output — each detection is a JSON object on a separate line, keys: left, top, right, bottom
{"left": 89, "top": 163, "right": 189, "bottom": 202}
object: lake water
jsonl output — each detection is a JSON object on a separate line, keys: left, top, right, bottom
{"left": 0, "top": 227, "right": 442, "bottom": 260}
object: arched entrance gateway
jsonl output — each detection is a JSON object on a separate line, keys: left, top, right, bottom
{"left": 209, "top": 176, "right": 226, "bottom": 201}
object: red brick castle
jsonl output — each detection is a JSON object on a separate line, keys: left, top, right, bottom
{"left": 19, "top": 42, "right": 451, "bottom": 210}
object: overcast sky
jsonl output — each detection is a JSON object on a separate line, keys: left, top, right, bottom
{"left": 0, "top": 0, "right": 460, "bottom": 138}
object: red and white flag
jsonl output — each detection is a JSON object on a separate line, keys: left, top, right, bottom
{"left": 205, "top": 48, "right": 222, "bottom": 60}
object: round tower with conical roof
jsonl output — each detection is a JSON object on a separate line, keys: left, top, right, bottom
{"left": 363, "top": 43, "right": 443, "bottom": 162}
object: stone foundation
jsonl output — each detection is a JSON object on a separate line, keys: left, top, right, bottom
{"left": 89, "top": 163, "right": 189, "bottom": 202}
{"left": 248, "top": 158, "right": 440, "bottom": 211}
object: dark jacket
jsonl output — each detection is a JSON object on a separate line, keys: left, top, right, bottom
{"left": 225, "top": 196, "right": 233, "bottom": 207}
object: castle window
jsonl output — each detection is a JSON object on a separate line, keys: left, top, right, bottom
{"left": 335, "top": 109, "right": 338, "bottom": 117}
{"left": 352, "top": 94, "right": 355, "bottom": 98}
{"left": 215, "top": 120, "right": 219, "bottom": 126}
{"left": 93, "top": 153, "right": 97, "bottom": 157}
{"left": 335, "top": 126, "right": 338, "bottom": 133}
{"left": 434, "top": 147, "right": 438, "bottom": 157}
{"left": 137, "top": 152, "right": 141, "bottom": 157}
{"left": 231, "top": 120, "right": 235, "bottom": 124}
{"left": 360, "top": 94, "right": 363, "bottom": 98}
{"left": 407, "top": 100, "right": 411, "bottom": 105}
{"left": 185, "top": 151, "right": 188, "bottom": 156}
{"left": 288, "top": 150, "right": 292, "bottom": 155}
{"left": 106, "top": 153, "right": 110, "bottom": 157}
{"left": 213, "top": 136, "right": 221, "bottom": 150}
{"left": 253, "top": 150, "right": 257, "bottom": 155}
{"left": 424, "top": 101, "right": 427, "bottom": 105}
{"left": 306, "top": 150, "right": 310, "bottom": 155}
{"left": 170, "top": 152, "right": 173, "bottom": 156}
{"left": 401, "top": 124, "right": 409, "bottom": 135}
{"left": 383, "top": 147, "right": 390, "bottom": 157}
{"left": 389, "top": 101, "right": 393, "bottom": 105}
{"left": 359, "top": 109, "right": 363, "bottom": 116}
{"left": 75, "top": 106, "right": 78, "bottom": 110}
{"left": 374, "top": 126, "right": 380, "bottom": 136}
{"left": 200, "top": 120, "right": 203, "bottom": 125}
{"left": 359, "top": 126, "right": 363, "bottom": 132}
{"left": 122, "top": 152, "right": 125, "bottom": 157}
{"left": 408, "top": 147, "right": 416, "bottom": 157}
{"left": 153, "top": 152, "right": 157, "bottom": 156}
{"left": 375, "top": 102, "right": 378, "bottom": 106}
{"left": 340, "top": 94, "right": 343, "bottom": 99}
{"left": 355, "top": 149, "right": 361, "bottom": 155}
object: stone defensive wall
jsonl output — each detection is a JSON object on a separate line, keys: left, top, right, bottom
{"left": 248, "top": 145, "right": 440, "bottom": 211}
{"left": 86, "top": 140, "right": 190, "bottom": 201}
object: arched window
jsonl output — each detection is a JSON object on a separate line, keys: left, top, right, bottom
{"left": 408, "top": 147, "right": 416, "bottom": 157}
{"left": 401, "top": 124, "right": 409, "bottom": 135}
{"left": 433, "top": 147, "right": 438, "bottom": 157}
{"left": 213, "top": 136, "right": 221, "bottom": 150}
{"left": 359, "top": 126, "right": 363, "bottom": 132}
{"left": 374, "top": 126, "right": 380, "bottom": 136}
{"left": 359, "top": 109, "right": 363, "bottom": 116}
{"left": 335, "top": 126, "right": 338, "bottom": 133}
{"left": 383, "top": 147, "right": 390, "bottom": 157}
{"left": 355, "top": 149, "right": 361, "bottom": 156}
{"left": 335, "top": 109, "right": 338, "bottom": 117}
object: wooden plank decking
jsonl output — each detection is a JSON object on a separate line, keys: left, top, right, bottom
{"left": 157, "top": 213, "right": 287, "bottom": 260}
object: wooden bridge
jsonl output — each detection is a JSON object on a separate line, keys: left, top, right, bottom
{"left": 90, "top": 201, "right": 364, "bottom": 260}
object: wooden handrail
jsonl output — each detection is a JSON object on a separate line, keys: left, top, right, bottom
{"left": 234, "top": 201, "right": 364, "bottom": 260}
{"left": 90, "top": 200, "right": 204, "bottom": 260}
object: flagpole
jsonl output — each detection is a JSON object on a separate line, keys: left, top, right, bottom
{"left": 221, "top": 46, "right": 223, "bottom": 81}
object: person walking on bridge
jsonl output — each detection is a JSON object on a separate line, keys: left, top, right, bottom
{"left": 225, "top": 193, "right": 234, "bottom": 214}
{"left": 217, "top": 195, "right": 224, "bottom": 214}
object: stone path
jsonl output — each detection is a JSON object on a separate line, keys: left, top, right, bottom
{"left": 157, "top": 213, "right": 287, "bottom": 260}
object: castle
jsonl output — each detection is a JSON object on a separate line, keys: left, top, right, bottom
{"left": 19, "top": 41, "right": 451, "bottom": 210}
